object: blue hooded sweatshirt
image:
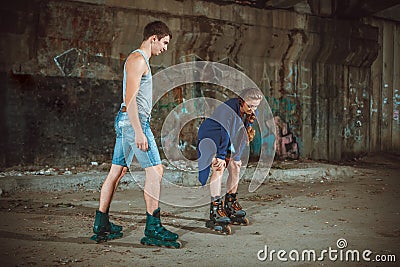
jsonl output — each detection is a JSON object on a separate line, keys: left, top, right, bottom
{"left": 197, "top": 98, "right": 255, "bottom": 185}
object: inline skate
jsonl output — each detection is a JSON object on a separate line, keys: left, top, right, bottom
{"left": 91, "top": 210, "right": 123, "bottom": 243}
{"left": 205, "top": 198, "right": 232, "bottom": 235}
{"left": 224, "top": 193, "right": 249, "bottom": 225}
{"left": 140, "top": 208, "right": 181, "bottom": 248}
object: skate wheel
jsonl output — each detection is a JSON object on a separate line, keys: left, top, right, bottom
{"left": 172, "top": 241, "right": 182, "bottom": 249}
{"left": 141, "top": 237, "right": 155, "bottom": 246}
{"left": 140, "top": 237, "right": 150, "bottom": 246}
{"left": 164, "top": 241, "right": 182, "bottom": 249}
{"left": 90, "top": 234, "right": 102, "bottom": 243}
{"left": 224, "top": 225, "right": 231, "bottom": 235}
{"left": 91, "top": 231, "right": 123, "bottom": 243}
{"left": 214, "top": 225, "right": 223, "bottom": 232}
{"left": 90, "top": 234, "right": 107, "bottom": 243}
{"left": 243, "top": 218, "right": 249, "bottom": 225}
{"left": 140, "top": 237, "right": 182, "bottom": 249}
{"left": 108, "top": 232, "right": 123, "bottom": 240}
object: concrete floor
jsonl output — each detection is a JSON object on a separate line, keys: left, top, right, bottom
{"left": 0, "top": 153, "right": 399, "bottom": 266}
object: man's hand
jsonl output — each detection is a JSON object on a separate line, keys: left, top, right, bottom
{"left": 135, "top": 131, "right": 148, "bottom": 151}
{"left": 212, "top": 157, "right": 226, "bottom": 171}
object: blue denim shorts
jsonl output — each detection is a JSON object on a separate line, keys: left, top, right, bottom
{"left": 111, "top": 109, "right": 161, "bottom": 169}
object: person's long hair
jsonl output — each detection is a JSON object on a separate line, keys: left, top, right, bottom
{"left": 238, "top": 88, "right": 263, "bottom": 143}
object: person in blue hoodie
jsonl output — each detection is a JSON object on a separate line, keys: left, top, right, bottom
{"left": 198, "top": 88, "right": 263, "bottom": 233}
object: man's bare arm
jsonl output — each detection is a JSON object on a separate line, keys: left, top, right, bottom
{"left": 125, "top": 53, "right": 149, "bottom": 151}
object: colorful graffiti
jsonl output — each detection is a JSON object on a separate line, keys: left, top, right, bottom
{"left": 394, "top": 89, "right": 400, "bottom": 124}
{"left": 265, "top": 95, "right": 305, "bottom": 142}
{"left": 260, "top": 63, "right": 311, "bottom": 158}
{"left": 342, "top": 78, "right": 368, "bottom": 143}
{"left": 273, "top": 116, "right": 299, "bottom": 160}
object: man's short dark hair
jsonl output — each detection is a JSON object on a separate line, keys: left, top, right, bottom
{"left": 143, "top": 21, "right": 172, "bottom": 41}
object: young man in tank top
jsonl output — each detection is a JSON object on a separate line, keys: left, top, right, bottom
{"left": 91, "top": 21, "right": 181, "bottom": 247}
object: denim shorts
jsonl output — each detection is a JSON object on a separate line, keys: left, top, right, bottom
{"left": 111, "top": 109, "right": 161, "bottom": 169}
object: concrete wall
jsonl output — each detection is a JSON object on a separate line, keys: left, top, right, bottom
{"left": 365, "top": 18, "right": 400, "bottom": 153}
{"left": 0, "top": 0, "right": 399, "bottom": 167}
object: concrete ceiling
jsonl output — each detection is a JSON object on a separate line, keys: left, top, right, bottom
{"left": 213, "top": 0, "right": 400, "bottom": 22}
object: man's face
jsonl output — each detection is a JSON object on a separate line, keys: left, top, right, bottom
{"left": 242, "top": 98, "right": 261, "bottom": 115}
{"left": 151, "top": 35, "right": 170, "bottom": 56}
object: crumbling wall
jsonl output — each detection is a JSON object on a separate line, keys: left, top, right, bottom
{"left": 0, "top": 0, "right": 398, "bottom": 168}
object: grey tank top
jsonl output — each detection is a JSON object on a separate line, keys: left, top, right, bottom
{"left": 121, "top": 49, "right": 152, "bottom": 117}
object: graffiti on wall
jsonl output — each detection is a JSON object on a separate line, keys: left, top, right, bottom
{"left": 261, "top": 62, "right": 310, "bottom": 95}
{"left": 266, "top": 95, "right": 303, "bottom": 136}
{"left": 153, "top": 55, "right": 307, "bottom": 160}
{"left": 273, "top": 116, "right": 299, "bottom": 160}
{"left": 342, "top": 78, "right": 368, "bottom": 143}
{"left": 282, "top": 65, "right": 310, "bottom": 95}
{"left": 263, "top": 63, "right": 311, "bottom": 136}
{"left": 53, "top": 48, "right": 119, "bottom": 80}
{"left": 394, "top": 88, "right": 400, "bottom": 125}
{"left": 152, "top": 55, "right": 245, "bottom": 159}
{"left": 54, "top": 48, "right": 81, "bottom": 76}
{"left": 260, "top": 63, "right": 312, "bottom": 159}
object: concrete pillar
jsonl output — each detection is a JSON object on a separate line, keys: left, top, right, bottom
{"left": 392, "top": 24, "right": 400, "bottom": 151}
{"left": 381, "top": 22, "right": 394, "bottom": 151}
{"left": 369, "top": 19, "right": 383, "bottom": 153}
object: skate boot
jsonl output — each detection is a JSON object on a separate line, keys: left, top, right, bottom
{"left": 224, "top": 193, "right": 249, "bottom": 225}
{"left": 140, "top": 208, "right": 181, "bottom": 248}
{"left": 205, "top": 198, "right": 231, "bottom": 235}
{"left": 90, "top": 210, "right": 123, "bottom": 243}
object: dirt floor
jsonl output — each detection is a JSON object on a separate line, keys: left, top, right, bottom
{"left": 0, "top": 153, "right": 399, "bottom": 266}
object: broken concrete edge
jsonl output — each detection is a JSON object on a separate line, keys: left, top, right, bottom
{"left": 0, "top": 164, "right": 359, "bottom": 194}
